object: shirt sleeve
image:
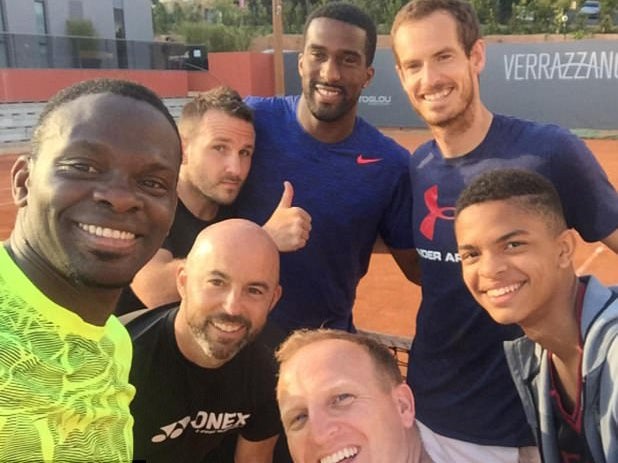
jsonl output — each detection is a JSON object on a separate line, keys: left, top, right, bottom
{"left": 379, "top": 152, "right": 415, "bottom": 249}
{"left": 549, "top": 129, "right": 618, "bottom": 242}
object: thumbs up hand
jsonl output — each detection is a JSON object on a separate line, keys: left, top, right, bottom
{"left": 263, "top": 181, "right": 312, "bottom": 252}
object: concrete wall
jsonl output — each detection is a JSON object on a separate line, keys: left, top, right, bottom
{"left": 0, "top": 51, "right": 275, "bottom": 102}
{"left": 208, "top": 52, "right": 274, "bottom": 97}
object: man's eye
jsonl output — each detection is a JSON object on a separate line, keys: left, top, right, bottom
{"left": 141, "top": 179, "right": 167, "bottom": 190}
{"left": 460, "top": 250, "right": 479, "bottom": 262}
{"left": 61, "top": 162, "right": 97, "bottom": 174}
{"left": 332, "top": 393, "right": 354, "bottom": 406}
{"left": 208, "top": 279, "right": 224, "bottom": 286}
{"left": 404, "top": 62, "right": 421, "bottom": 72}
{"left": 506, "top": 241, "right": 524, "bottom": 250}
{"left": 247, "top": 286, "right": 264, "bottom": 296}
{"left": 342, "top": 55, "right": 359, "bottom": 65}
{"left": 286, "top": 412, "right": 308, "bottom": 431}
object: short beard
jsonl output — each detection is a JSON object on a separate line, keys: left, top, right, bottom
{"left": 304, "top": 82, "right": 354, "bottom": 123}
{"left": 423, "top": 74, "right": 477, "bottom": 133}
{"left": 190, "top": 314, "right": 254, "bottom": 361}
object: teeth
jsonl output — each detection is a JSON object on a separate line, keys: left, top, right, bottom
{"left": 78, "top": 223, "right": 135, "bottom": 240}
{"left": 486, "top": 283, "right": 522, "bottom": 298}
{"left": 316, "top": 85, "right": 341, "bottom": 95}
{"left": 424, "top": 88, "right": 451, "bottom": 102}
{"left": 212, "top": 321, "right": 243, "bottom": 333}
{"left": 320, "top": 446, "right": 358, "bottom": 463}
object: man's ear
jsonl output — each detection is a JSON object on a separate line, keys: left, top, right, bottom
{"left": 11, "top": 155, "right": 32, "bottom": 208}
{"left": 395, "top": 63, "right": 405, "bottom": 87}
{"left": 268, "top": 284, "right": 283, "bottom": 313}
{"left": 469, "top": 38, "right": 486, "bottom": 75}
{"left": 176, "top": 262, "right": 188, "bottom": 299}
{"left": 557, "top": 228, "right": 577, "bottom": 269}
{"left": 297, "top": 52, "right": 305, "bottom": 77}
{"left": 180, "top": 136, "right": 190, "bottom": 165}
{"left": 392, "top": 382, "right": 415, "bottom": 428}
{"left": 363, "top": 66, "right": 375, "bottom": 89}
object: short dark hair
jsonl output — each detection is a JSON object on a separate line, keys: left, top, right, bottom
{"left": 391, "top": 0, "right": 481, "bottom": 57}
{"left": 32, "top": 78, "right": 180, "bottom": 158}
{"left": 303, "top": 2, "right": 377, "bottom": 66}
{"left": 455, "top": 169, "right": 566, "bottom": 233}
{"left": 276, "top": 329, "right": 403, "bottom": 391}
{"left": 179, "top": 86, "right": 253, "bottom": 138}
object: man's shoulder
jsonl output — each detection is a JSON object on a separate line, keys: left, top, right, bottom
{"left": 0, "top": 244, "right": 38, "bottom": 301}
{"left": 354, "top": 118, "right": 410, "bottom": 159}
{"left": 245, "top": 95, "right": 295, "bottom": 114}
{"left": 123, "top": 305, "right": 178, "bottom": 340}
{"left": 222, "top": 342, "right": 277, "bottom": 388}
{"left": 234, "top": 340, "right": 277, "bottom": 369}
{"left": 492, "top": 113, "right": 573, "bottom": 143}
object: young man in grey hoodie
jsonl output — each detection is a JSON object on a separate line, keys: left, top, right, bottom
{"left": 454, "top": 168, "right": 618, "bottom": 463}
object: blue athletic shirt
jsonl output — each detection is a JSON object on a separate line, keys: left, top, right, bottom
{"left": 408, "top": 114, "right": 618, "bottom": 446}
{"left": 236, "top": 96, "right": 414, "bottom": 332}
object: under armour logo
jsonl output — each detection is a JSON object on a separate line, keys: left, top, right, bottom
{"left": 151, "top": 416, "right": 191, "bottom": 443}
{"left": 420, "top": 185, "right": 455, "bottom": 240}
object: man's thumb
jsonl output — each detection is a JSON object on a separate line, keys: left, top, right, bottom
{"left": 277, "top": 181, "right": 294, "bottom": 209}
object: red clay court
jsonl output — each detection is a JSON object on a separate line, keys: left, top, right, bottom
{"left": 1, "top": 129, "right": 618, "bottom": 340}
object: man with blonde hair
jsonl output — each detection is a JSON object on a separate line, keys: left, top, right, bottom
{"left": 276, "top": 329, "right": 432, "bottom": 463}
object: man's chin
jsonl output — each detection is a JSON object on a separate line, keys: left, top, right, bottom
{"left": 67, "top": 269, "right": 132, "bottom": 290}
{"left": 211, "top": 191, "right": 241, "bottom": 207}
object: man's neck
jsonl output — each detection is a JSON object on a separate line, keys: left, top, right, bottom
{"left": 5, "top": 234, "right": 117, "bottom": 326}
{"left": 177, "top": 178, "right": 219, "bottom": 221}
{"left": 296, "top": 95, "right": 357, "bottom": 144}
{"left": 523, "top": 274, "right": 581, "bottom": 358}
{"left": 432, "top": 103, "right": 493, "bottom": 159}
{"left": 411, "top": 424, "right": 434, "bottom": 463}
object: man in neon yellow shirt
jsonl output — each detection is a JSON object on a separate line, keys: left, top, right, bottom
{"left": 0, "top": 78, "right": 181, "bottom": 461}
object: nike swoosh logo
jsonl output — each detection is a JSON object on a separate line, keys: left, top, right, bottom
{"left": 356, "top": 154, "right": 383, "bottom": 164}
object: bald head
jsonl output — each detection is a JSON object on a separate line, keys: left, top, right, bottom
{"left": 176, "top": 219, "right": 281, "bottom": 368}
{"left": 186, "top": 219, "right": 280, "bottom": 280}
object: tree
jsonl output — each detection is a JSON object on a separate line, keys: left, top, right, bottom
{"left": 152, "top": 2, "right": 171, "bottom": 34}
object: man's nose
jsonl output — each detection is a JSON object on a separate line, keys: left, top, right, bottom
{"left": 93, "top": 173, "right": 142, "bottom": 213}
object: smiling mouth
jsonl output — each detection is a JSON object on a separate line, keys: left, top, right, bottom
{"left": 485, "top": 282, "right": 524, "bottom": 298}
{"left": 313, "top": 83, "right": 344, "bottom": 101}
{"left": 78, "top": 222, "right": 135, "bottom": 240}
{"left": 320, "top": 446, "right": 359, "bottom": 463}
{"left": 423, "top": 87, "right": 452, "bottom": 102}
{"left": 211, "top": 320, "right": 246, "bottom": 334}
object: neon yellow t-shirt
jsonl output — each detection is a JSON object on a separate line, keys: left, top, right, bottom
{"left": 0, "top": 245, "right": 135, "bottom": 462}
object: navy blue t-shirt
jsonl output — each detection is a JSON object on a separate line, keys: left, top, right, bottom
{"left": 408, "top": 114, "right": 618, "bottom": 446}
{"left": 235, "top": 96, "right": 414, "bottom": 333}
